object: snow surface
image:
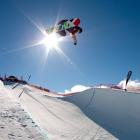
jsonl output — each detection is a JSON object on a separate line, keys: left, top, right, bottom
{"left": 63, "top": 88, "right": 140, "bottom": 140}
{"left": 3, "top": 80, "right": 140, "bottom": 140}
{"left": 0, "top": 81, "right": 47, "bottom": 140}
{"left": 3, "top": 82, "right": 117, "bottom": 140}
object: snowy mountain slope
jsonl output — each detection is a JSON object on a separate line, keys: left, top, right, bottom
{"left": 63, "top": 88, "right": 140, "bottom": 140}
{"left": 0, "top": 81, "right": 47, "bottom": 140}
{"left": 5, "top": 83, "right": 117, "bottom": 140}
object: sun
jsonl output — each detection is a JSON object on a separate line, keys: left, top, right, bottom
{"left": 41, "top": 32, "right": 62, "bottom": 49}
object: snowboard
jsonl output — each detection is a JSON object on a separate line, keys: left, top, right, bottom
{"left": 46, "top": 20, "right": 75, "bottom": 34}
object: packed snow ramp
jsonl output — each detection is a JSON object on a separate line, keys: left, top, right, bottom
{"left": 63, "top": 88, "right": 140, "bottom": 140}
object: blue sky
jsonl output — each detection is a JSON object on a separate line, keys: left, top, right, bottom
{"left": 0, "top": 0, "right": 140, "bottom": 91}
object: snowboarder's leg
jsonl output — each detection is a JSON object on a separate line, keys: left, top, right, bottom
{"left": 67, "top": 26, "right": 82, "bottom": 35}
{"left": 70, "top": 33, "right": 77, "bottom": 45}
{"left": 57, "top": 20, "right": 68, "bottom": 25}
{"left": 57, "top": 30, "right": 67, "bottom": 36}
{"left": 75, "top": 26, "right": 83, "bottom": 33}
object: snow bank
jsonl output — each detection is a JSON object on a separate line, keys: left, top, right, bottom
{"left": 65, "top": 85, "right": 91, "bottom": 93}
{"left": 0, "top": 80, "right": 4, "bottom": 88}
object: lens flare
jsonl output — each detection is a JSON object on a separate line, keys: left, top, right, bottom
{"left": 41, "top": 33, "right": 63, "bottom": 49}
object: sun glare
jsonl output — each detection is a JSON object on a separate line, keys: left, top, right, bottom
{"left": 6, "top": 12, "right": 85, "bottom": 77}
{"left": 41, "top": 33, "right": 62, "bottom": 49}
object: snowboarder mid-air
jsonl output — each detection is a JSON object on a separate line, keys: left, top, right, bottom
{"left": 46, "top": 18, "right": 83, "bottom": 45}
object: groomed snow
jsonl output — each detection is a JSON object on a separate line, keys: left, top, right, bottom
{"left": 4, "top": 83, "right": 117, "bottom": 140}
{"left": 63, "top": 87, "right": 140, "bottom": 140}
